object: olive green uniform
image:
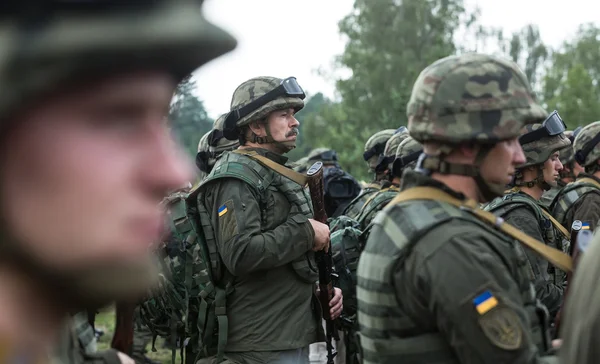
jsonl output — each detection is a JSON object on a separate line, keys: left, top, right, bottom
{"left": 353, "top": 182, "right": 399, "bottom": 230}
{"left": 197, "top": 148, "right": 321, "bottom": 363}
{"left": 485, "top": 193, "right": 566, "bottom": 319}
{"left": 550, "top": 174, "right": 600, "bottom": 231}
{"left": 357, "top": 171, "right": 558, "bottom": 363}
{"left": 539, "top": 182, "right": 564, "bottom": 209}
{"left": 341, "top": 185, "right": 382, "bottom": 219}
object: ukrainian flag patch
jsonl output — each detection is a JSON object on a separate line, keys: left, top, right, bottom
{"left": 218, "top": 204, "right": 228, "bottom": 217}
{"left": 582, "top": 222, "right": 590, "bottom": 230}
{"left": 473, "top": 290, "right": 498, "bottom": 315}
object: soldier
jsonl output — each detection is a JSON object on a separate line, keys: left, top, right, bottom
{"left": 189, "top": 76, "right": 343, "bottom": 364}
{"left": 353, "top": 130, "right": 411, "bottom": 230}
{"left": 293, "top": 156, "right": 311, "bottom": 173}
{"left": 0, "top": 2, "right": 235, "bottom": 363}
{"left": 550, "top": 121, "right": 600, "bottom": 231}
{"left": 485, "top": 115, "right": 571, "bottom": 321}
{"left": 196, "top": 114, "right": 240, "bottom": 181}
{"left": 342, "top": 129, "right": 396, "bottom": 218}
{"left": 540, "top": 128, "right": 583, "bottom": 207}
{"left": 305, "top": 148, "right": 361, "bottom": 217}
{"left": 357, "top": 53, "right": 561, "bottom": 363}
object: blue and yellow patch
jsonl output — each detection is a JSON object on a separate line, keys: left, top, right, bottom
{"left": 218, "top": 204, "right": 228, "bottom": 217}
{"left": 582, "top": 222, "right": 590, "bottom": 230}
{"left": 473, "top": 290, "right": 498, "bottom": 315}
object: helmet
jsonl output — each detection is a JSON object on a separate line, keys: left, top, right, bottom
{"left": 308, "top": 148, "right": 338, "bottom": 163}
{"left": 196, "top": 114, "right": 239, "bottom": 174}
{"left": 407, "top": 53, "right": 546, "bottom": 144}
{"left": 0, "top": 1, "right": 236, "bottom": 120}
{"left": 222, "top": 76, "right": 305, "bottom": 140}
{"left": 519, "top": 123, "right": 570, "bottom": 168}
{"left": 364, "top": 129, "right": 396, "bottom": 172}
{"left": 574, "top": 121, "right": 600, "bottom": 167}
{"left": 293, "top": 156, "right": 310, "bottom": 173}
{"left": 376, "top": 129, "right": 410, "bottom": 174}
{"left": 559, "top": 130, "right": 576, "bottom": 166}
{"left": 393, "top": 137, "right": 423, "bottom": 176}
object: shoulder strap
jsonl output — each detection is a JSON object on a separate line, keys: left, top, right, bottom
{"left": 576, "top": 177, "right": 600, "bottom": 190}
{"left": 232, "top": 149, "right": 307, "bottom": 186}
{"left": 503, "top": 193, "right": 570, "bottom": 240}
{"left": 388, "top": 187, "right": 573, "bottom": 273}
{"left": 364, "top": 183, "right": 382, "bottom": 190}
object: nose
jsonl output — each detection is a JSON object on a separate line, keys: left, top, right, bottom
{"left": 290, "top": 115, "right": 299, "bottom": 128}
{"left": 144, "top": 125, "right": 194, "bottom": 197}
{"left": 513, "top": 144, "right": 526, "bottom": 165}
{"left": 556, "top": 159, "right": 563, "bottom": 171}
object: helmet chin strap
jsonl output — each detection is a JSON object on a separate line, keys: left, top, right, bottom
{"left": 418, "top": 145, "right": 504, "bottom": 202}
{"left": 251, "top": 123, "right": 296, "bottom": 154}
{"left": 514, "top": 166, "right": 552, "bottom": 191}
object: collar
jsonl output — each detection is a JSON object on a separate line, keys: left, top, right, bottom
{"left": 241, "top": 147, "right": 288, "bottom": 165}
{"left": 400, "top": 170, "right": 467, "bottom": 201}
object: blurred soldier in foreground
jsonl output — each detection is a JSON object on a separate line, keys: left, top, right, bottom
{"left": 0, "top": 1, "right": 235, "bottom": 363}
{"left": 357, "top": 53, "right": 562, "bottom": 363}
{"left": 189, "top": 76, "right": 342, "bottom": 364}
{"left": 551, "top": 121, "right": 600, "bottom": 231}
{"left": 305, "top": 148, "right": 361, "bottom": 217}
{"left": 540, "top": 128, "right": 583, "bottom": 207}
{"left": 485, "top": 115, "right": 571, "bottom": 321}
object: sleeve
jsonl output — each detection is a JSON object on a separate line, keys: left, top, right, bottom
{"left": 400, "top": 230, "right": 558, "bottom": 364}
{"left": 203, "top": 178, "right": 315, "bottom": 276}
{"left": 570, "top": 192, "right": 600, "bottom": 231}
{"left": 504, "top": 207, "right": 563, "bottom": 317}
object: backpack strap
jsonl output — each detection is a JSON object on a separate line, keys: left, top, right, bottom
{"left": 388, "top": 187, "right": 573, "bottom": 273}
{"left": 232, "top": 149, "right": 308, "bottom": 186}
{"left": 577, "top": 176, "right": 600, "bottom": 189}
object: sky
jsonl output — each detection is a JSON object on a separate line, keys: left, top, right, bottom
{"left": 194, "top": 0, "right": 599, "bottom": 119}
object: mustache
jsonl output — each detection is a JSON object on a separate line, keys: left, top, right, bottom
{"left": 286, "top": 128, "right": 299, "bottom": 137}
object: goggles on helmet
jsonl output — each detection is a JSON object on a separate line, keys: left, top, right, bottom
{"left": 394, "top": 126, "right": 408, "bottom": 134}
{"left": 309, "top": 150, "right": 338, "bottom": 162}
{"left": 223, "top": 77, "right": 305, "bottom": 140}
{"left": 208, "top": 129, "right": 224, "bottom": 147}
{"left": 571, "top": 126, "right": 583, "bottom": 143}
{"left": 575, "top": 129, "right": 600, "bottom": 165}
{"left": 363, "top": 142, "right": 386, "bottom": 162}
{"left": 392, "top": 149, "right": 423, "bottom": 177}
{"left": 519, "top": 110, "right": 566, "bottom": 145}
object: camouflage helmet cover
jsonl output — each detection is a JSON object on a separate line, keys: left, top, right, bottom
{"left": 197, "top": 130, "right": 211, "bottom": 153}
{"left": 407, "top": 53, "right": 547, "bottom": 144}
{"left": 0, "top": 1, "right": 237, "bottom": 119}
{"left": 364, "top": 129, "right": 396, "bottom": 171}
{"left": 395, "top": 136, "right": 423, "bottom": 171}
{"left": 559, "top": 130, "right": 575, "bottom": 165}
{"left": 383, "top": 129, "right": 410, "bottom": 158}
{"left": 229, "top": 76, "right": 304, "bottom": 127}
{"left": 307, "top": 147, "right": 337, "bottom": 162}
{"left": 574, "top": 121, "right": 600, "bottom": 167}
{"left": 211, "top": 113, "right": 239, "bottom": 153}
{"left": 519, "top": 124, "right": 571, "bottom": 168}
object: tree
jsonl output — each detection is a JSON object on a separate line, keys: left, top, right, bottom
{"left": 542, "top": 24, "right": 600, "bottom": 127}
{"left": 169, "top": 75, "right": 214, "bottom": 156}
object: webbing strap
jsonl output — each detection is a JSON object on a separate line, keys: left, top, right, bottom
{"left": 364, "top": 183, "right": 382, "bottom": 190}
{"left": 361, "top": 185, "right": 398, "bottom": 208}
{"left": 576, "top": 177, "right": 600, "bottom": 189}
{"left": 214, "top": 287, "right": 228, "bottom": 364}
{"left": 505, "top": 188, "right": 570, "bottom": 239}
{"left": 388, "top": 187, "right": 573, "bottom": 272}
{"left": 232, "top": 149, "right": 308, "bottom": 186}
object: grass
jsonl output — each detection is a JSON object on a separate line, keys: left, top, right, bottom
{"left": 95, "top": 306, "right": 175, "bottom": 364}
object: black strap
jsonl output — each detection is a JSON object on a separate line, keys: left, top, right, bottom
{"left": 363, "top": 143, "right": 386, "bottom": 161}
{"left": 575, "top": 131, "right": 600, "bottom": 165}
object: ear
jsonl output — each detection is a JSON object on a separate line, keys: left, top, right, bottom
{"left": 458, "top": 143, "right": 478, "bottom": 159}
{"left": 248, "top": 120, "right": 265, "bottom": 136}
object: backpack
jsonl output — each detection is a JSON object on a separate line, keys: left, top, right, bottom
{"left": 139, "top": 191, "right": 225, "bottom": 364}
{"left": 322, "top": 163, "right": 362, "bottom": 218}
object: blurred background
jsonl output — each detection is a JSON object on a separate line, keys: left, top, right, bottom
{"left": 169, "top": 0, "right": 600, "bottom": 182}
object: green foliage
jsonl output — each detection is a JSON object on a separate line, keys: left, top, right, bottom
{"left": 169, "top": 75, "right": 214, "bottom": 157}
{"left": 542, "top": 24, "right": 600, "bottom": 127}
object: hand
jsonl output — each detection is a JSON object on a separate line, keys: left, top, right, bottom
{"left": 552, "top": 339, "right": 562, "bottom": 349}
{"left": 329, "top": 287, "right": 343, "bottom": 319}
{"left": 309, "top": 219, "right": 330, "bottom": 252}
{"left": 117, "top": 352, "right": 135, "bottom": 364}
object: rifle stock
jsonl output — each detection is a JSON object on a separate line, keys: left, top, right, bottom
{"left": 306, "top": 161, "right": 338, "bottom": 364}
{"left": 555, "top": 220, "right": 591, "bottom": 336}
{"left": 111, "top": 301, "right": 136, "bottom": 355}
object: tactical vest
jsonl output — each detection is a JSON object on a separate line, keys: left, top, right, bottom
{"left": 357, "top": 194, "right": 552, "bottom": 363}
{"left": 343, "top": 185, "right": 381, "bottom": 219}
{"left": 354, "top": 185, "right": 399, "bottom": 230}
{"left": 485, "top": 193, "right": 569, "bottom": 286}
{"left": 196, "top": 150, "right": 317, "bottom": 284}
{"left": 550, "top": 177, "right": 600, "bottom": 228}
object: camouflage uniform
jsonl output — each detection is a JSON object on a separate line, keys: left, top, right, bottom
{"left": 550, "top": 121, "right": 600, "bottom": 231}
{"left": 357, "top": 53, "right": 558, "bottom": 363}
{"left": 485, "top": 123, "right": 570, "bottom": 321}
{"left": 341, "top": 130, "right": 396, "bottom": 219}
{"left": 0, "top": 2, "right": 235, "bottom": 364}
{"left": 191, "top": 77, "right": 325, "bottom": 364}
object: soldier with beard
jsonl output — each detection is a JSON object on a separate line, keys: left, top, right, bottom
{"left": 189, "top": 76, "right": 343, "bottom": 364}
{"left": 0, "top": 1, "right": 236, "bottom": 363}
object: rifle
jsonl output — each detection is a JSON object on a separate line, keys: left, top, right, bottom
{"left": 554, "top": 220, "right": 592, "bottom": 336}
{"left": 111, "top": 301, "right": 136, "bottom": 355}
{"left": 306, "top": 161, "right": 339, "bottom": 364}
